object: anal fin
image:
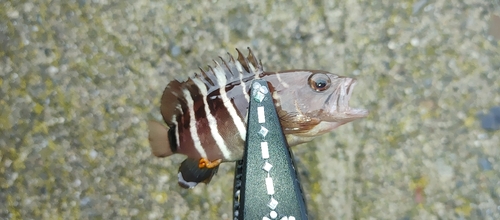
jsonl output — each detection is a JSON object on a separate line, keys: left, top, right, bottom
{"left": 178, "top": 158, "right": 219, "bottom": 189}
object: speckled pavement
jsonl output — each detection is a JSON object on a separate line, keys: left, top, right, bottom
{"left": 1, "top": 0, "right": 499, "bottom": 219}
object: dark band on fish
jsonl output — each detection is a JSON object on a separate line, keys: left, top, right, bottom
{"left": 168, "top": 124, "right": 178, "bottom": 153}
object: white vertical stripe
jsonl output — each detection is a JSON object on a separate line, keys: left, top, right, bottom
{"left": 182, "top": 89, "right": 208, "bottom": 159}
{"left": 244, "top": 110, "right": 249, "bottom": 124}
{"left": 170, "top": 115, "right": 181, "bottom": 149}
{"left": 235, "top": 59, "right": 244, "bottom": 74}
{"left": 213, "top": 63, "right": 247, "bottom": 140}
{"left": 239, "top": 72, "right": 250, "bottom": 103}
{"left": 192, "top": 78, "right": 232, "bottom": 159}
{"left": 234, "top": 61, "right": 250, "bottom": 103}
{"left": 248, "top": 62, "right": 257, "bottom": 74}
{"left": 175, "top": 103, "right": 184, "bottom": 115}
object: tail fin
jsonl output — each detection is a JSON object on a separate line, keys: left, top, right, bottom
{"left": 148, "top": 121, "right": 174, "bottom": 157}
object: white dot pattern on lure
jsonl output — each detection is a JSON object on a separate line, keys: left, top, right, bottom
{"left": 252, "top": 82, "right": 296, "bottom": 220}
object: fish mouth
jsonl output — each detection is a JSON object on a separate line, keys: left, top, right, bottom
{"left": 325, "top": 78, "right": 368, "bottom": 121}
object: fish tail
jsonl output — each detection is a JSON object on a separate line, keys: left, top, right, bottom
{"left": 148, "top": 121, "right": 174, "bottom": 157}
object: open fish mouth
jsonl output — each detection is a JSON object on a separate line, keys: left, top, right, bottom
{"left": 328, "top": 78, "right": 368, "bottom": 120}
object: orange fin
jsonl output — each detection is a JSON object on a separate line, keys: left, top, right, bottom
{"left": 198, "top": 158, "right": 222, "bottom": 169}
{"left": 148, "top": 121, "right": 174, "bottom": 157}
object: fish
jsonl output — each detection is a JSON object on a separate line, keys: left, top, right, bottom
{"left": 148, "top": 48, "right": 368, "bottom": 188}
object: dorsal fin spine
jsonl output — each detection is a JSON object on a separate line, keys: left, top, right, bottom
{"left": 247, "top": 47, "right": 257, "bottom": 68}
{"left": 212, "top": 60, "right": 225, "bottom": 79}
{"left": 234, "top": 57, "right": 244, "bottom": 74}
{"left": 235, "top": 48, "right": 249, "bottom": 73}
{"left": 198, "top": 68, "right": 215, "bottom": 87}
{"left": 219, "top": 56, "right": 234, "bottom": 77}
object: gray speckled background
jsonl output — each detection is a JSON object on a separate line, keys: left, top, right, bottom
{"left": 1, "top": 0, "right": 500, "bottom": 219}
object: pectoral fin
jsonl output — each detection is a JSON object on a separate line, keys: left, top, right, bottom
{"left": 177, "top": 158, "right": 219, "bottom": 189}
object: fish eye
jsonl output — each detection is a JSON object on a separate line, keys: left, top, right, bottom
{"left": 308, "top": 73, "right": 331, "bottom": 92}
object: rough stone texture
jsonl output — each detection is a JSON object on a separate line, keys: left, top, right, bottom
{"left": 1, "top": 0, "right": 499, "bottom": 219}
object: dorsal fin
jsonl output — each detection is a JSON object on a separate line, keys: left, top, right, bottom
{"left": 198, "top": 47, "right": 263, "bottom": 93}
{"left": 160, "top": 48, "right": 263, "bottom": 126}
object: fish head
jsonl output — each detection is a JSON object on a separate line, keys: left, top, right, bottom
{"left": 262, "top": 70, "right": 368, "bottom": 144}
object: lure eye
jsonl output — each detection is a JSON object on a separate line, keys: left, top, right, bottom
{"left": 308, "top": 73, "right": 331, "bottom": 92}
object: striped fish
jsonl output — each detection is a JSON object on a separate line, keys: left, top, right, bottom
{"left": 148, "top": 48, "right": 368, "bottom": 188}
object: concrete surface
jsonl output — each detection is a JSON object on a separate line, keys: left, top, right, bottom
{"left": 1, "top": 0, "right": 499, "bottom": 219}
